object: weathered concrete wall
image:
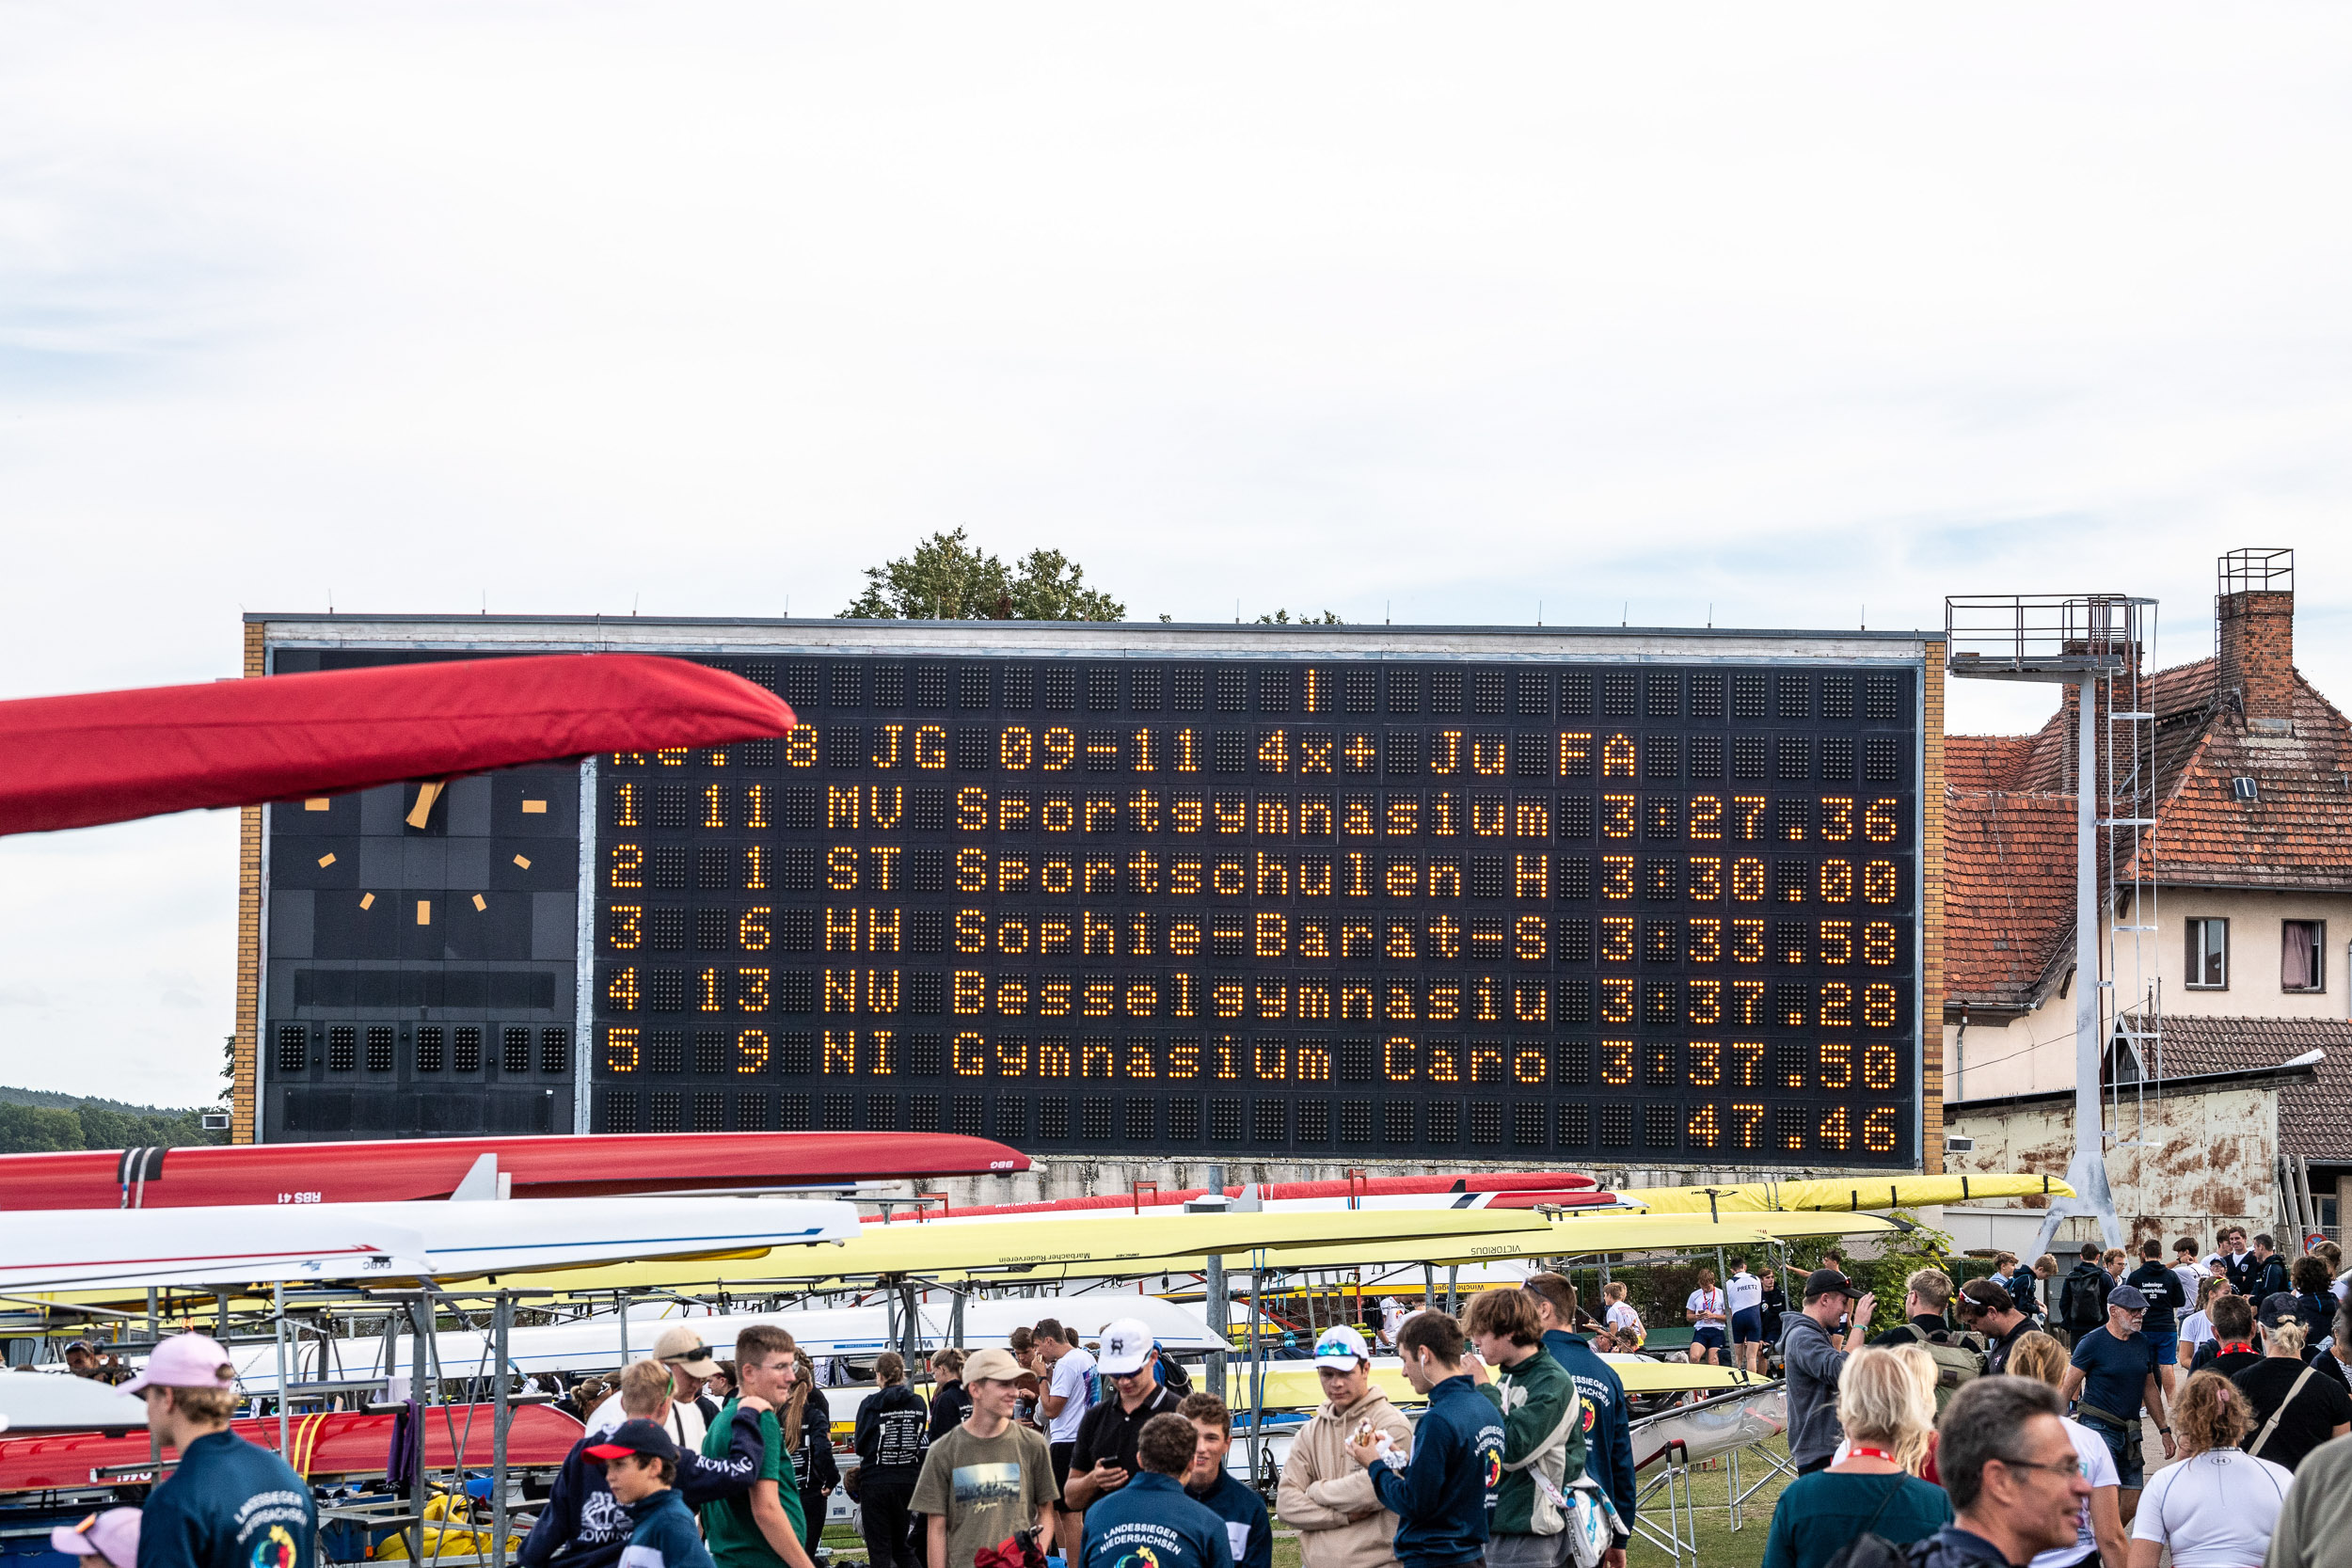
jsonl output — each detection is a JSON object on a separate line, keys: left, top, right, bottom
{"left": 1947, "top": 1082, "right": 2280, "bottom": 1249}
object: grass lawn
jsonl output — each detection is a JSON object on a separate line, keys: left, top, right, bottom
{"left": 820, "top": 1438, "right": 1802, "bottom": 1568}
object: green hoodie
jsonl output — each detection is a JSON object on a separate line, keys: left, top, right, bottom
{"left": 1475, "top": 1344, "right": 1587, "bottom": 1537}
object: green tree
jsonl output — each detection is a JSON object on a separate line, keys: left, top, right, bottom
{"left": 1253, "top": 610, "right": 1343, "bottom": 625}
{"left": 1007, "top": 548, "right": 1123, "bottom": 622}
{"left": 0, "top": 1104, "right": 86, "bottom": 1153}
{"left": 839, "top": 531, "right": 1123, "bottom": 622}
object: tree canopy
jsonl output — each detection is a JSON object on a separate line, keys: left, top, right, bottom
{"left": 839, "top": 530, "right": 1124, "bottom": 622}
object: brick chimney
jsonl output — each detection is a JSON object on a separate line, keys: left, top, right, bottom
{"left": 2217, "top": 547, "right": 2296, "bottom": 731}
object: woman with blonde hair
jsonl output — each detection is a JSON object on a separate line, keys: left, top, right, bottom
{"left": 2008, "top": 1330, "right": 2125, "bottom": 1567}
{"left": 2127, "top": 1370, "right": 2289, "bottom": 1567}
{"left": 1760, "top": 1347, "right": 1952, "bottom": 1568}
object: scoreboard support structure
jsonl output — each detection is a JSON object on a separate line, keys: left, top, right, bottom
{"left": 238, "top": 615, "right": 1942, "bottom": 1175}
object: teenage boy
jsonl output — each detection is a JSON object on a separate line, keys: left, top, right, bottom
{"left": 1079, "top": 1414, "right": 1232, "bottom": 1568}
{"left": 2249, "top": 1233, "right": 2292, "bottom": 1303}
{"left": 1952, "top": 1280, "right": 2032, "bottom": 1376}
{"left": 2220, "top": 1226, "right": 2255, "bottom": 1297}
{"left": 1273, "top": 1326, "right": 1413, "bottom": 1568}
{"left": 128, "top": 1332, "right": 318, "bottom": 1568}
{"left": 1346, "top": 1312, "right": 1504, "bottom": 1568}
{"left": 1062, "top": 1320, "right": 1184, "bottom": 1559}
{"left": 1724, "top": 1259, "right": 1766, "bottom": 1375}
{"left": 1034, "top": 1320, "right": 1097, "bottom": 1490}
{"left": 1463, "top": 1289, "right": 1584, "bottom": 1568}
{"left": 701, "top": 1326, "right": 817, "bottom": 1568}
{"left": 1177, "top": 1394, "right": 1272, "bottom": 1568}
{"left": 1684, "top": 1270, "right": 1728, "bottom": 1367}
{"left": 527, "top": 1357, "right": 767, "bottom": 1568}
{"left": 2058, "top": 1244, "right": 2112, "bottom": 1339}
{"left": 912, "top": 1348, "right": 1059, "bottom": 1568}
{"left": 2125, "top": 1240, "right": 2188, "bottom": 1397}
{"left": 591, "top": 1326, "right": 723, "bottom": 1447}
{"left": 2058, "top": 1284, "right": 2173, "bottom": 1523}
{"left": 1521, "top": 1275, "right": 1633, "bottom": 1568}
{"left": 584, "top": 1418, "right": 717, "bottom": 1568}
{"left": 1784, "top": 1268, "right": 1877, "bottom": 1476}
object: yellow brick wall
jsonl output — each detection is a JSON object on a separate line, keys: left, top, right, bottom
{"left": 232, "top": 623, "right": 264, "bottom": 1144}
{"left": 1922, "top": 641, "right": 1946, "bottom": 1175}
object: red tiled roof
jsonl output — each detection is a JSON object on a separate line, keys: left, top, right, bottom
{"left": 2135, "top": 671, "right": 2352, "bottom": 888}
{"left": 1945, "top": 735, "right": 2037, "bottom": 793}
{"left": 1946, "top": 657, "right": 2352, "bottom": 1013}
{"left": 2132, "top": 1016, "right": 2352, "bottom": 1163}
{"left": 1943, "top": 789, "right": 2077, "bottom": 1010}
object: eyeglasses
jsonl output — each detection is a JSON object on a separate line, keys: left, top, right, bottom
{"left": 1990, "top": 1456, "right": 2085, "bottom": 1483}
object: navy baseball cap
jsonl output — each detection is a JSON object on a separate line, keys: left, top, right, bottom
{"left": 2106, "top": 1284, "right": 2149, "bottom": 1311}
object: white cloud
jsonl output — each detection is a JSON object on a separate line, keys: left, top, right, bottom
{"left": 4, "top": 3, "right": 2351, "bottom": 1095}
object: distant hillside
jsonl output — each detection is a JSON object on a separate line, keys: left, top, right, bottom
{"left": 0, "top": 1085, "right": 211, "bottom": 1118}
{"left": 0, "top": 1085, "right": 224, "bottom": 1154}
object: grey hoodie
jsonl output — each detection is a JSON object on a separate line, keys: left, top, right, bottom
{"left": 1781, "top": 1311, "right": 1851, "bottom": 1468}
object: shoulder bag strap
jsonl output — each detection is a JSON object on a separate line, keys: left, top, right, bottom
{"left": 1857, "top": 1475, "right": 1904, "bottom": 1538}
{"left": 2249, "top": 1365, "right": 2320, "bottom": 1460}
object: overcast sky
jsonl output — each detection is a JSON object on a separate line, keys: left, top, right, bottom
{"left": 5, "top": 4, "right": 2350, "bottom": 1105}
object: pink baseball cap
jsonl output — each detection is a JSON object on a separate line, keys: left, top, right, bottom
{"left": 52, "top": 1509, "right": 140, "bottom": 1564}
{"left": 120, "top": 1332, "right": 237, "bottom": 1396}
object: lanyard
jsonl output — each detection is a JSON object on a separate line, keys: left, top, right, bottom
{"left": 1847, "top": 1447, "right": 1899, "bottom": 1465}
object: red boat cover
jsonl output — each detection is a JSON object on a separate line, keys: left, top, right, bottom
{"left": 0, "top": 1402, "right": 584, "bottom": 1491}
{"left": 0, "top": 655, "right": 791, "bottom": 835}
{"left": 0, "top": 1132, "right": 1028, "bottom": 1210}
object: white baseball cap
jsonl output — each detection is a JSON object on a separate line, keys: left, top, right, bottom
{"left": 1313, "top": 1326, "right": 1371, "bottom": 1370}
{"left": 1097, "top": 1319, "right": 1155, "bottom": 1376}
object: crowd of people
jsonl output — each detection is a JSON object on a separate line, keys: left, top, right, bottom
{"left": 64, "top": 1229, "right": 2352, "bottom": 1568}
{"left": 1763, "top": 1230, "right": 2352, "bottom": 1568}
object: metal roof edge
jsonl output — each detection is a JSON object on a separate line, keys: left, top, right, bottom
{"left": 243, "top": 611, "right": 1931, "bottom": 643}
{"left": 1947, "top": 1058, "right": 2321, "bottom": 1118}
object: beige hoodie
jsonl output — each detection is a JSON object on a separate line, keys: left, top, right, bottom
{"left": 1275, "top": 1386, "right": 1415, "bottom": 1568}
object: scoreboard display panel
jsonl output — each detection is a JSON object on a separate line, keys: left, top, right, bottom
{"left": 587, "top": 649, "right": 1924, "bottom": 1166}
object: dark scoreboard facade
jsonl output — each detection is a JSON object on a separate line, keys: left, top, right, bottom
{"left": 251, "top": 620, "right": 1929, "bottom": 1168}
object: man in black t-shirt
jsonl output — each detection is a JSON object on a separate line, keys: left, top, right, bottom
{"left": 2201, "top": 1294, "right": 2265, "bottom": 1378}
{"left": 2125, "top": 1239, "right": 2188, "bottom": 1399}
{"left": 1059, "top": 1319, "right": 1183, "bottom": 1561}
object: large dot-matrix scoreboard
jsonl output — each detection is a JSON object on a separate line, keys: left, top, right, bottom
{"left": 248, "top": 619, "right": 1930, "bottom": 1166}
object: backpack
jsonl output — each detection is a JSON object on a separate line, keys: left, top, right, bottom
{"left": 1820, "top": 1476, "right": 1915, "bottom": 1568}
{"left": 2061, "top": 1266, "right": 2105, "bottom": 1330}
{"left": 1898, "top": 1324, "right": 1986, "bottom": 1412}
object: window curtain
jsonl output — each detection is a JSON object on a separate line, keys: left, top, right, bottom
{"left": 2283, "top": 925, "right": 2315, "bottom": 990}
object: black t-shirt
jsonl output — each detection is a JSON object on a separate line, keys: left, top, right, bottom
{"left": 2128, "top": 1263, "right": 2186, "bottom": 1332}
{"left": 928, "top": 1381, "right": 974, "bottom": 1442}
{"left": 2205, "top": 1345, "right": 2265, "bottom": 1379}
{"left": 1759, "top": 1287, "right": 1788, "bottom": 1341}
{"left": 2233, "top": 1356, "right": 2352, "bottom": 1472}
{"left": 1986, "top": 1319, "right": 2033, "bottom": 1376}
{"left": 1068, "top": 1386, "right": 1184, "bottom": 1505}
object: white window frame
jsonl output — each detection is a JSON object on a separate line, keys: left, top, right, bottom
{"left": 2184, "top": 916, "right": 2229, "bottom": 990}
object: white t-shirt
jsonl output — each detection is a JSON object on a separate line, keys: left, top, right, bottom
{"left": 2180, "top": 1310, "right": 2216, "bottom": 1350}
{"left": 2174, "top": 1264, "right": 2204, "bottom": 1309}
{"left": 1046, "top": 1345, "right": 1096, "bottom": 1444}
{"left": 1606, "top": 1301, "right": 1643, "bottom": 1337}
{"left": 1725, "top": 1273, "right": 1764, "bottom": 1314}
{"left": 2130, "top": 1449, "right": 2291, "bottom": 1568}
{"left": 2027, "top": 1418, "right": 2120, "bottom": 1568}
{"left": 1687, "top": 1289, "right": 1726, "bottom": 1327}
{"left": 585, "top": 1391, "right": 706, "bottom": 1449}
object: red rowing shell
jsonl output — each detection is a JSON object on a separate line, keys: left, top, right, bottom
{"left": 0, "top": 1132, "right": 1026, "bottom": 1211}
{"left": 0, "top": 1403, "right": 585, "bottom": 1492}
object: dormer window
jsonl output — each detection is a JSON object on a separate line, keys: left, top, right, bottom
{"left": 2233, "top": 776, "right": 2259, "bottom": 802}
